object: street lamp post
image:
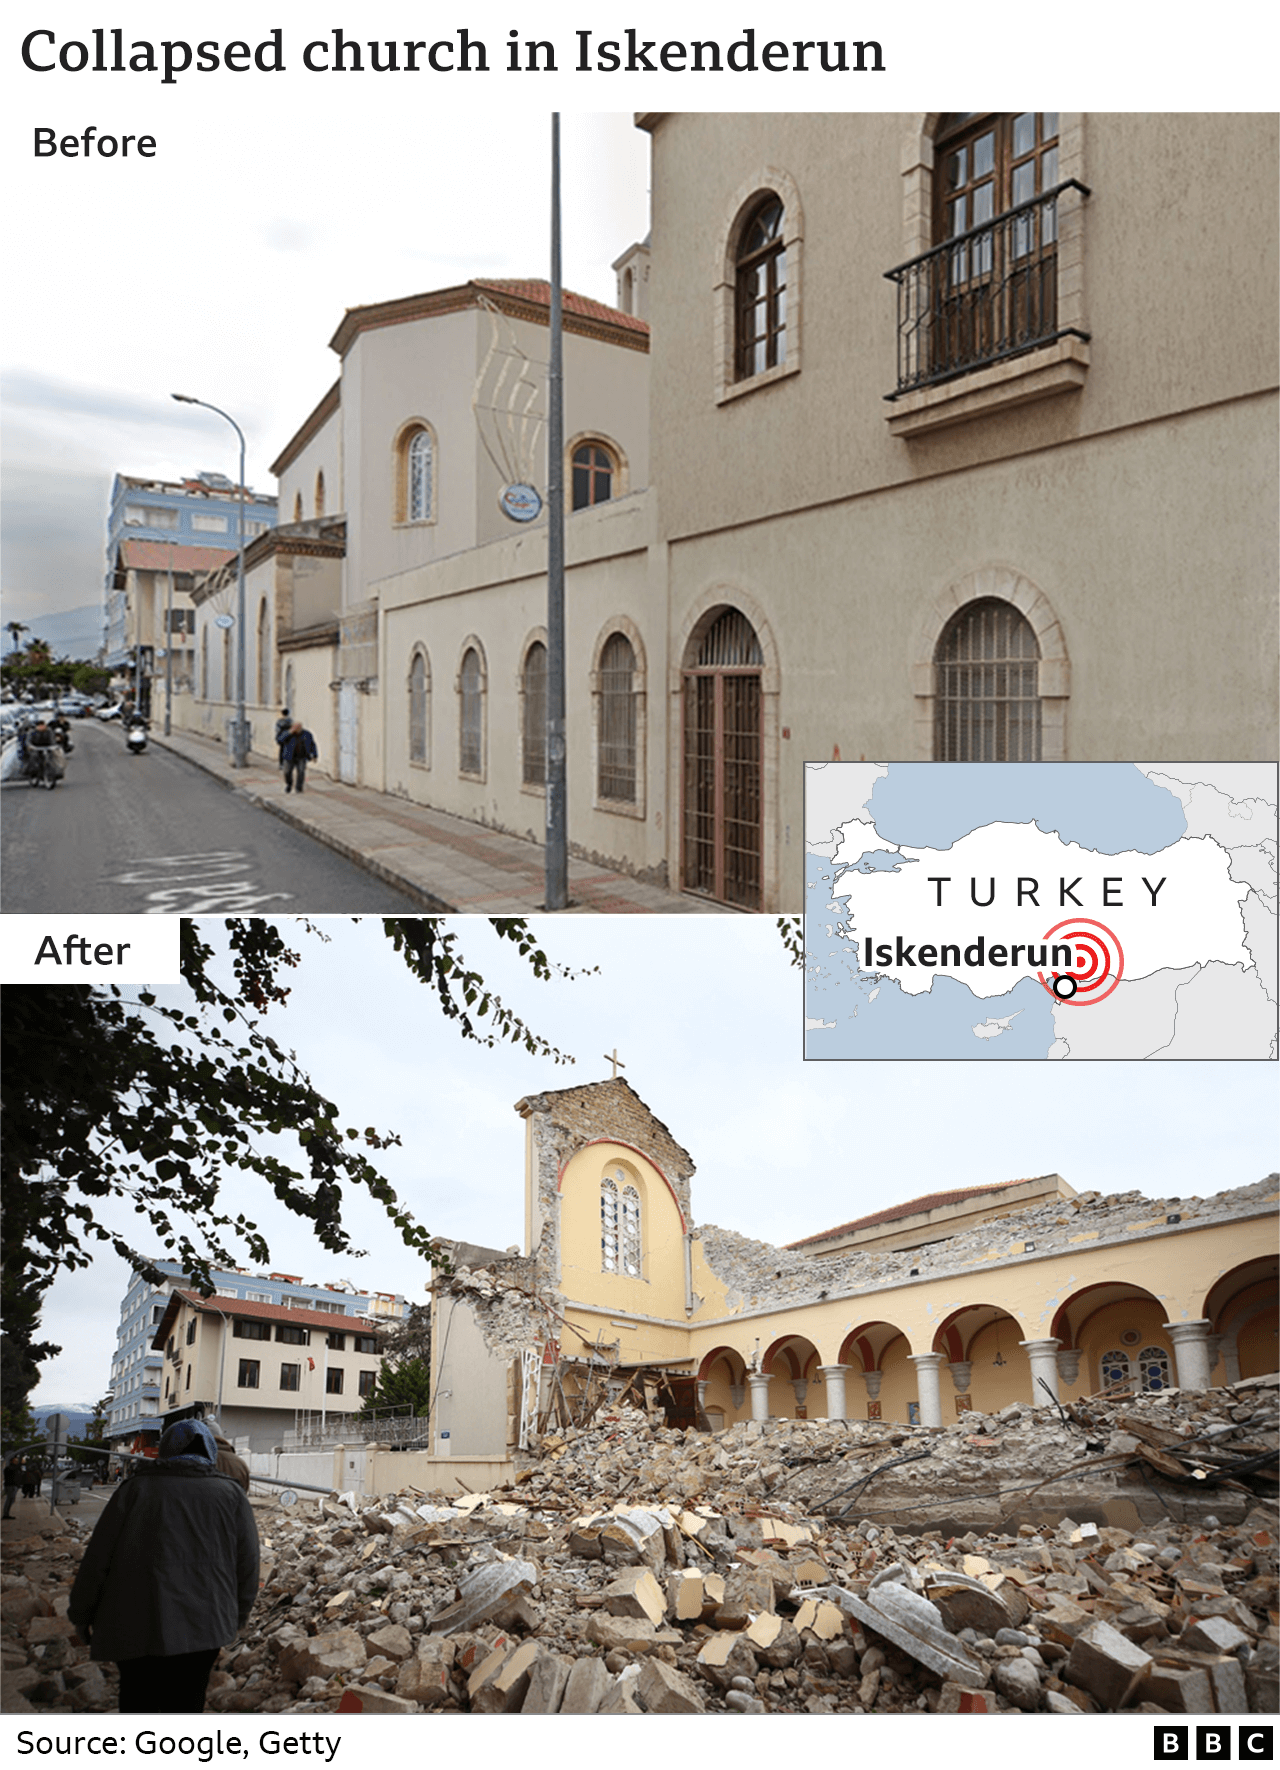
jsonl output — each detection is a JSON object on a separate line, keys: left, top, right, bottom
{"left": 171, "top": 393, "right": 249, "bottom": 768}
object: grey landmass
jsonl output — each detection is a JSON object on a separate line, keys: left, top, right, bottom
{"left": 1052, "top": 965, "right": 1197, "bottom": 1060}
{"left": 1155, "top": 961, "right": 1279, "bottom": 1060}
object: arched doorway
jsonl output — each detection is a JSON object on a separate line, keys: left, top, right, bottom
{"left": 681, "top": 606, "right": 763, "bottom": 908}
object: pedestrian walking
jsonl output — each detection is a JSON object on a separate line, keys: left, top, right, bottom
{"left": 68, "top": 1418, "right": 259, "bottom": 1714}
{"left": 280, "top": 721, "right": 317, "bottom": 795}
{"left": 3, "top": 1455, "right": 22, "bottom": 1517}
{"left": 210, "top": 1429, "right": 250, "bottom": 1492}
{"left": 273, "top": 707, "right": 292, "bottom": 772}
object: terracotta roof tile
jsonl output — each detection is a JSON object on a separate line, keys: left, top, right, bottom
{"left": 786, "top": 1180, "right": 1028, "bottom": 1248}
{"left": 472, "top": 277, "right": 650, "bottom": 336}
{"left": 166, "top": 1290, "right": 382, "bottom": 1335}
{"left": 119, "top": 540, "right": 237, "bottom": 573}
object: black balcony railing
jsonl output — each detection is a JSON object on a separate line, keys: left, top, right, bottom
{"left": 884, "top": 180, "right": 1091, "bottom": 399}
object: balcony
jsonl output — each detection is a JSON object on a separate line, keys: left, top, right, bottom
{"left": 884, "top": 181, "right": 1090, "bottom": 437}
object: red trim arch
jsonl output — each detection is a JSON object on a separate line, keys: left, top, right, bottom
{"left": 556, "top": 1137, "right": 688, "bottom": 1234}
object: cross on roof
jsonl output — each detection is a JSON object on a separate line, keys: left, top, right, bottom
{"left": 603, "top": 1048, "right": 625, "bottom": 1080}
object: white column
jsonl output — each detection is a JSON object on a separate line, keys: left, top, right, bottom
{"left": 1222, "top": 1340, "right": 1242, "bottom": 1386}
{"left": 747, "top": 1372, "right": 771, "bottom": 1421}
{"left": 818, "top": 1364, "right": 850, "bottom": 1420}
{"left": 1163, "top": 1320, "right": 1214, "bottom": 1391}
{"left": 908, "top": 1352, "right": 946, "bottom": 1427}
{"left": 696, "top": 1380, "right": 710, "bottom": 1418}
{"left": 1020, "top": 1338, "right": 1062, "bottom": 1406}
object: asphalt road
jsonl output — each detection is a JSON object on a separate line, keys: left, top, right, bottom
{"left": 1, "top": 719, "right": 424, "bottom": 913}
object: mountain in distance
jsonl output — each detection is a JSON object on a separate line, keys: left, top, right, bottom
{"left": 8, "top": 605, "right": 104, "bottom": 662}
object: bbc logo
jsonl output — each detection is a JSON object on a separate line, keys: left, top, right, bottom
{"left": 1154, "top": 1728, "right": 1273, "bottom": 1761}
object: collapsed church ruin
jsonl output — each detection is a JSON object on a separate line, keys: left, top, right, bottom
{"left": 428, "top": 1080, "right": 1278, "bottom": 1490}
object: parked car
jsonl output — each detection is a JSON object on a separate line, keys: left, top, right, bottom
{"left": 97, "top": 704, "right": 122, "bottom": 721}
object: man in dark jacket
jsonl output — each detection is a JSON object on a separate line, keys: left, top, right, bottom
{"left": 68, "top": 1419, "right": 258, "bottom": 1713}
{"left": 280, "top": 721, "right": 318, "bottom": 795}
{"left": 210, "top": 1428, "right": 250, "bottom": 1492}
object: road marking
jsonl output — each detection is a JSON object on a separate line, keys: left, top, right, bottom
{"left": 105, "top": 851, "right": 295, "bottom": 913}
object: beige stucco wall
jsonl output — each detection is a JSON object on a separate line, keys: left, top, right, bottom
{"left": 276, "top": 400, "right": 343, "bottom": 529}
{"left": 559, "top": 1138, "right": 689, "bottom": 1324}
{"left": 376, "top": 495, "right": 665, "bottom": 878}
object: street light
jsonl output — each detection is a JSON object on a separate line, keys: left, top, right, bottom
{"left": 171, "top": 392, "right": 249, "bottom": 768}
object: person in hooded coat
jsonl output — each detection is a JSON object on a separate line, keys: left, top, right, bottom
{"left": 68, "top": 1419, "right": 258, "bottom": 1713}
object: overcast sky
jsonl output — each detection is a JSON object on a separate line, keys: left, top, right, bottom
{"left": 31, "top": 915, "right": 1278, "bottom": 1404}
{"left": 4, "top": 2, "right": 1268, "bottom": 630}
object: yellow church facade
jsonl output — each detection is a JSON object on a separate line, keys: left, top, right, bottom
{"left": 429, "top": 1080, "right": 1277, "bottom": 1475}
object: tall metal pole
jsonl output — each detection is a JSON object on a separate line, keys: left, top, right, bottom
{"left": 164, "top": 540, "right": 174, "bottom": 736}
{"left": 545, "top": 113, "right": 568, "bottom": 910}
{"left": 171, "top": 393, "right": 249, "bottom": 767}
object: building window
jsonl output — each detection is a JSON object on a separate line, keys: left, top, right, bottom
{"left": 191, "top": 513, "right": 229, "bottom": 534}
{"left": 572, "top": 443, "right": 614, "bottom": 511}
{"left": 233, "top": 1318, "right": 270, "bottom": 1341}
{"left": 1099, "top": 1348, "right": 1132, "bottom": 1391}
{"left": 185, "top": 1320, "right": 196, "bottom": 1345}
{"left": 1137, "top": 1346, "right": 1172, "bottom": 1392}
{"left": 735, "top": 196, "right": 787, "bottom": 381}
{"left": 275, "top": 1322, "right": 309, "bottom": 1345}
{"left": 408, "top": 650, "right": 430, "bottom": 765}
{"left": 327, "top": 1331, "right": 347, "bottom": 1352}
{"left": 396, "top": 423, "right": 436, "bottom": 525}
{"left": 326, "top": 1367, "right": 344, "bottom": 1394}
{"left": 597, "top": 632, "right": 636, "bottom": 803}
{"left": 280, "top": 1362, "right": 300, "bottom": 1392}
{"left": 315, "top": 470, "right": 326, "bottom": 518}
{"left": 933, "top": 598, "right": 1041, "bottom": 761}
{"left": 353, "top": 1334, "right": 378, "bottom": 1355}
{"left": 358, "top": 1370, "right": 377, "bottom": 1398}
{"left": 237, "top": 1359, "right": 260, "bottom": 1389}
{"left": 459, "top": 645, "right": 484, "bottom": 776}
{"left": 293, "top": 492, "right": 303, "bottom": 523}
{"left": 185, "top": 1365, "right": 192, "bottom": 1391}
{"left": 521, "top": 641, "right": 547, "bottom": 786}
{"left": 257, "top": 597, "right": 270, "bottom": 707}
{"left": 601, "top": 1169, "right": 642, "bottom": 1277}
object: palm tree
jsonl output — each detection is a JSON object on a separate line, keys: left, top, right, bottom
{"left": 5, "top": 621, "right": 29, "bottom": 655}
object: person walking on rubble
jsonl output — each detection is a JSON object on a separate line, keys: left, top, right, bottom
{"left": 68, "top": 1418, "right": 258, "bottom": 1713}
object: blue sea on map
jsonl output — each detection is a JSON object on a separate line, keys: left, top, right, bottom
{"left": 805, "top": 852, "right": 1058, "bottom": 1057}
{"left": 859, "top": 763, "right": 1188, "bottom": 856}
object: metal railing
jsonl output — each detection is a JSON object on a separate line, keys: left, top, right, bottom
{"left": 884, "top": 181, "right": 1091, "bottom": 398}
{"left": 279, "top": 1405, "right": 427, "bottom": 1449}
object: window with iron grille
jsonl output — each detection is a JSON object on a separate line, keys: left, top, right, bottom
{"left": 735, "top": 197, "right": 787, "bottom": 380}
{"left": 279, "top": 1362, "right": 300, "bottom": 1392}
{"left": 601, "top": 1170, "right": 643, "bottom": 1277}
{"left": 459, "top": 646, "right": 484, "bottom": 775}
{"left": 933, "top": 599, "right": 1041, "bottom": 762}
{"left": 572, "top": 443, "right": 614, "bottom": 510}
{"left": 1137, "top": 1346, "right": 1172, "bottom": 1392}
{"left": 409, "top": 651, "right": 429, "bottom": 764}
{"left": 522, "top": 642, "right": 547, "bottom": 785}
{"left": 1099, "top": 1348, "right": 1131, "bottom": 1390}
{"left": 597, "top": 632, "right": 636, "bottom": 803}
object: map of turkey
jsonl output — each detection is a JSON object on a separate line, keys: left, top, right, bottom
{"left": 804, "top": 763, "right": 1278, "bottom": 1060}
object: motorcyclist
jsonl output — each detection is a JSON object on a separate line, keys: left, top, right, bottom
{"left": 25, "top": 719, "right": 57, "bottom": 784}
{"left": 51, "top": 713, "right": 73, "bottom": 752}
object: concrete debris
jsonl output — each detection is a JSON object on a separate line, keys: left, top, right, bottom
{"left": 3, "top": 1378, "right": 1275, "bottom": 1716}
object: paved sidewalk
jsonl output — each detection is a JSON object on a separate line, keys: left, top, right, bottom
{"left": 151, "top": 728, "right": 723, "bottom": 914}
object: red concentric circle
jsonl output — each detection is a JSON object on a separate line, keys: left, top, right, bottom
{"left": 1037, "top": 917, "right": 1124, "bottom": 1007}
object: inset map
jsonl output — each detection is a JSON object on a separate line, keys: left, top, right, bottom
{"left": 804, "top": 763, "right": 1278, "bottom": 1060}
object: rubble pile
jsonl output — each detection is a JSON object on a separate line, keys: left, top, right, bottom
{"left": 699, "top": 1177, "right": 1279, "bottom": 1311}
{"left": 3, "top": 1378, "right": 1275, "bottom": 1718}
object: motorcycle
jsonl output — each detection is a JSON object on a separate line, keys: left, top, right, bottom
{"left": 26, "top": 745, "right": 62, "bottom": 789}
{"left": 125, "top": 719, "right": 148, "bottom": 756}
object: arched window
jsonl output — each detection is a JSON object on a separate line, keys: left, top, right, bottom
{"left": 521, "top": 641, "right": 547, "bottom": 785}
{"left": 459, "top": 645, "right": 484, "bottom": 776}
{"left": 314, "top": 470, "right": 326, "bottom": 518}
{"left": 1136, "top": 1346, "right": 1172, "bottom": 1392}
{"left": 1099, "top": 1348, "right": 1132, "bottom": 1392}
{"left": 682, "top": 608, "right": 764, "bottom": 908}
{"left": 598, "top": 631, "right": 636, "bottom": 803}
{"left": 407, "top": 430, "right": 433, "bottom": 522}
{"left": 256, "top": 598, "right": 270, "bottom": 706}
{"left": 408, "top": 650, "right": 430, "bottom": 765}
{"left": 572, "top": 443, "right": 614, "bottom": 511}
{"left": 600, "top": 1168, "right": 642, "bottom": 1277}
{"left": 293, "top": 492, "right": 303, "bottom": 523}
{"left": 735, "top": 196, "right": 787, "bottom": 381}
{"left": 934, "top": 598, "right": 1041, "bottom": 761}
